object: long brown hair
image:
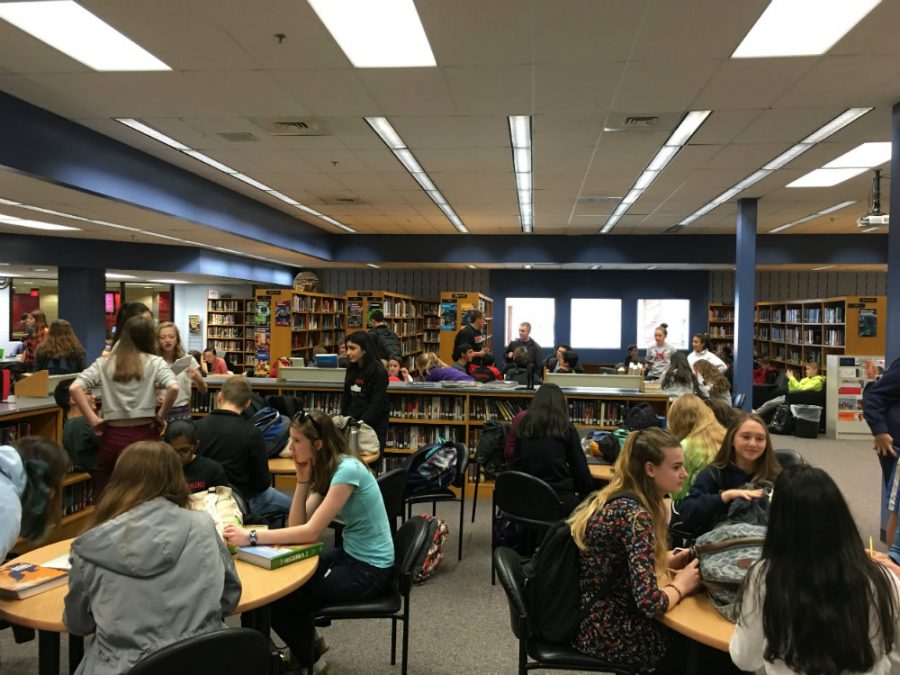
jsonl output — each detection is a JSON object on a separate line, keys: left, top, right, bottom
{"left": 291, "top": 410, "right": 357, "bottom": 495}
{"left": 711, "top": 413, "right": 781, "bottom": 482}
{"left": 107, "top": 316, "right": 156, "bottom": 383}
{"left": 568, "top": 427, "right": 681, "bottom": 578}
{"left": 35, "top": 319, "right": 86, "bottom": 360}
{"left": 15, "top": 437, "right": 70, "bottom": 541}
{"left": 92, "top": 441, "right": 189, "bottom": 526}
{"left": 156, "top": 321, "right": 185, "bottom": 361}
{"left": 693, "top": 359, "right": 731, "bottom": 395}
{"left": 29, "top": 309, "right": 48, "bottom": 330}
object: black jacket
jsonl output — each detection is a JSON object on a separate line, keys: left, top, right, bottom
{"left": 341, "top": 362, "right": 389, "bottom": 448}
{"left": 675, "top": 463, "right": 751, "bottom": 536}
{"left": 510, "top": 425, "right": 593, "bottom": 514}
{"left": 504, "top": 338, "right": 542, "bottom": 370}
{"left": 369, "top": 325, "right": 402, "bottom": 360}
{"left": 196, "top": 409, "right": 270, "bottom": 499}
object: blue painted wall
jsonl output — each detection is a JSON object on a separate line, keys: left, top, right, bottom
{"left": 489, "top": 270, "right": 710, "bottom": 365}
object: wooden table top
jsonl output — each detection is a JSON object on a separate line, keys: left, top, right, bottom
{"left": 269, "top": 451, "right": 379, "bottom": 475}
{"left": 660, "top": 592, "right": 734, "bottom": 652}
{"left": 0, "top": 538, "right": 318, "bottom": 633}
{"left": 588, "top": 462, "right": 614, "bottom": 481}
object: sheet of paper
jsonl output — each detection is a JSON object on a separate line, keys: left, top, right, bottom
{"left": 170, "top": 355, "right": 194, "bottom": 375}
{"left": 42, "top": 553, "right": 72, "bottom": 570}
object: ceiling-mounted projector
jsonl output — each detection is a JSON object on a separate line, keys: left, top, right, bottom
{"left": 857, "top": 169, "right": 888, "bottom": 229}
{"left": 858, "top": 213, "right": 889, "bottom": 227}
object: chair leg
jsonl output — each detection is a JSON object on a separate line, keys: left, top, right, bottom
{"left": 458, "top": 492, "right": 465, "bottom": 561}
{"left": 401, "top": 601, "right": 411, "bottom": 675}
{"left": 431, "top": 501, "right": 436, "bottom": 517}
{"left": 470, "top": 465, "right": 479, "bottom": 523}
{"left": 490, "top": 494, "right": 497, "bottom": 585}
{"left": 390, "top": 617, "right": 397, "bottom": 665}
{"left": 518, "top": 634, "right": 528, "bottom": 675}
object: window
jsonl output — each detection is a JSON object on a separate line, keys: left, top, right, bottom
{"left": 504, "top": 298, "right": 554, "bottom": 349}
{"left": 637, "top": 299, "right": 690, "bottom": 350}
{"left": 570, "top": 299, "right": 621, "bottom": 349}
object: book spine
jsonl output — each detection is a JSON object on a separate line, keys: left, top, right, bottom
{"left": 271, "top": 543, "right": 324, "bottom": 570}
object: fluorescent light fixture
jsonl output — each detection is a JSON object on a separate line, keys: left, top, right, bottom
{"left": 0, "top": 215, "right": 79, "bottom": 231}
{"left": 787, "top": 167, "right": 868, "bottom": 188}
{"left": 601, "top": 111, "right": 710, "bottom": 233}
{"left": 524, "top": 264, "right": 533, "bottom": 270}
{"left": 824, "top": 141, "right": 891, "bottom": 169}
{"left": 509, "top": 116, "right": 534, "bottom": 233}
{"left": 307, "top": 0, "right": 436, "bottom": 68}
{"left": 0, "top": 1, "right": 170, "bottom": 71}
{"left": 365, "top": 116, "right": 468, "bottom": 233}
{"left": 732, "top": 0, "right": 881, "bottom": 58}
{"left": 811, "top": 265, "right": 835, "bottom": 271}
{"left": 366, "top": 263, "right": 380, "bottom": 269}
{"left": 647, "top": 266, "right": 659, "bottom": 271}
{"left": 31, "top": 267, "right": 49, "bottom": 272}
{"left": 769, "top": 200, "right": 856, "bottom": 233}
{"left": 861, "top": 226, "right": 881, "bottom": 233}
{"left": 148, "top": 279, "right": 188, "bottom": 284}
{"left": 466, "top": 264, "right": 477, "bottom": 270}
{"left": 116, "top": 118, "right": 356, "bottom": 233}
{"left": 590, "top": 265, "right": 601, "bottom": 270}
{"left": 679, "top": 108, "right": 873, "bottom": 226}
{"left": 105, "top": 273, "right": 137, "bottom": 280}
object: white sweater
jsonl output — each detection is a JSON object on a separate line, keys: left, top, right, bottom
{"left": 730, "top": 566, "right": 900, "bottom": 674}
{"left": 75, "top": 353, "right": 177, "bottom": 420}
{"left": 687, "top": 349, "right": 727, "bottom": 373}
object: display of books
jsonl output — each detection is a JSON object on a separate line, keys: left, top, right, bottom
{"left": 0, "top": 562, "right": 68, "bottom": 600}
{"left": 236, "top": 542, "right": 324, "bottom": 570}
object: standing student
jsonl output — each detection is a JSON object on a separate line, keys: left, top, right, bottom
{"left": 645, "top": 323, "right": 677, "bottom": 380}
{"left": 64, "top": 441, "right": 241, "bottom": 675}
{"left": 368, "top": 309, "right": 402, "bottom": 361}
{"left": 454, "top": 309, "right": 487, "bottom": 362}
{"left": 34, "top": 319, "right": 87, "bottom": 374}
{"left": 660, "top": 351, "right": 701, "bottom": 400}
{"left": 864, "top": 356, "right": 900, "bottom": 541}
{"left": 18, "top": 309, "right": 49, "bottom": 371}
{"left": 70, "top": 317, "right": 179, "bottom": 497}
{"left": 156, "top": 321, "right": 207, "bottom": 422}
{"left": 104, "top": 302, "right": 152, "bottom": 355}
{"left": 0, "top": 437, "right": 70, "bottom": 560}
{"left": 686, "top": 333, "right": 727, "bottom": 373}
{"left": 202, "top": 347, "right": 230, "bottom": 375}
{"left": 164, "top": 420, "right": 229, "bottom": 493}
{"left": 224, "top": 411, "right": 393, "bottom": 673}
{"left": 667, "top": 394, "right": 726, "bottom": 501}
{"left": 508, "top": 383, "right": 591, "bottom": 514}
{"left": 730, "top": 464, "right": 900, "bottom": 674}
{"left": 504, "top": 322, "right": 542, "bottom": 371}
{"left": 568, "top": 428, "right": 701, "bottom": 673}
{"left": 341, "top": 331, "right": 389, "bottom": 452}
{"left": 676, "top": 413, "right": 781, "bottom": 537}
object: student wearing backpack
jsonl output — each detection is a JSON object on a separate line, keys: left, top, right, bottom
{"left": 509, "top": 383, "right": 590, "bottom": 514}
{"left": 341, "top": 331, "right": 389, "bottom": 453}
{"left": 675, "top": 413, "right": 781, "bottom": 537}
{"left": 567, "top": 427, "right": 701, "bottom": 673}
{"left": 224, "top": 411, "right": 393, "bottom": 673}
{"left": 368, "top": 309, "right": 402, "bottom": 361}
{"left": 731, "top": 464, "right": 900, "bottom": 674}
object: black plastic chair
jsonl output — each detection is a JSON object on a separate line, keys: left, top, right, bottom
{"left": 405, "top": 442, "right": 469, "bottom": 561}
{"left": 492, "top": 547, "right": 636, "bottom": 675}
{"left": 775, "top": 448, "right": 804, "bottom": 469}
{"left": 491, "top": 471, "right": 563, "bottom": 584}
{"left": 334, "top": 467, "right": 409, "bottom": 547}
{"left": 309, "top": 517, "right": 430, "bottom": 675}
{"left": 731, "top": 392, "right": 747, "bottom": 409}
{"left": 128, "top": 627, "right": 270, "bottom": 674}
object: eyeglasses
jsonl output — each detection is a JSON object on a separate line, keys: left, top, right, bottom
{"left": 292, "top": 410, "right": 322, "bottom": 436}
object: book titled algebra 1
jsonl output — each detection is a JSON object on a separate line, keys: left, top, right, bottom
{"left": 0, "top": 562, "right": 68, "bottom": 599}
{"left": 236, "top": 542, "right": 324, "bottom": 570}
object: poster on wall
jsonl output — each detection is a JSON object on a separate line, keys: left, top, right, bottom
{"left": 440, "top": 301, "right": 457, "bottom": 330}
{"left": 858, "top": 309, "right": 877, "bottom": 337}
{"left": 347, "top": 300, "right": 363, "bottom": 329}
{"left": 275, "top": 301, "right": 291, "bottom": 327}
{"left": 188, "top": 315, "right": 201, "bottom": 335}
{"left": 255, "top": 299, "right": 270, "bottom": 326}
{"left": 254, "top": 326, "right": 271, "bottom": 375}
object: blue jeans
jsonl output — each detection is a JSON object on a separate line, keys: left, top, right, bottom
{"left": 271, "top": 547, "right": 393, "bottom": 665}
{"left": 249, "top": 487, "right": 292, "bottom": 516}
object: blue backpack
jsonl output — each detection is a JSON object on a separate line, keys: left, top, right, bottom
{"left": 404, "top": 441, "right": 458, "bottom": 494}
{"left": 249, "top": 406, "right": 290, "bottom": 457}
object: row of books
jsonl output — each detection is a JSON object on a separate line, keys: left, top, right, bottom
{"left": 1, "top": 421, "right": 32, "bottom": 445}
{"left": 208, "top": 314, "right": 245, "bottom": 325}
{"left": 62, "top": 477, "right": 94, "bottom": 517}
{"left": 709, "top": 309, "right": 734, "bottom": 321}
{"left": 469, "top": 398, "right": 526, "bottom": 421}
{"left": 291, "top": 296, "right": 345, "bottom": 314}
{"left": 388, "top": 395, "right": 467, "bottom": 420}
{"left": 208, "top": 327, "right": 244, "bottom": 338}
{"left": 208, "top": 300, "right": 252, "bottom": 312}
{"left": 567, "top": 400, "right": 632, "bottom": 426}
{"left": 384, "top": 425, "right": 461, "bottom": 450}
{"left": 207, "top": 339, "right": 243, "bottom": 353}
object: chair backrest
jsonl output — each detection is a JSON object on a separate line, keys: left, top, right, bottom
{"left": 378, "top": 467, "right": 409, "bottom": 532}
{"left": 452, "top": 442, "right": 470, "bottom": 488}
{"left": 128, "top": 628, "right": 269, "bottom": 674}
{"left": 394, "top": 515, "right": 431, "bottom": 594}
{"left": 494, "top": 471, "right": 563, "bottom": 527}
{"left": 732, "top": 392, "right": 747, "bottom": 408}
{"left": 492, "top": 546, "right": 529, "bottom": 640}
{"left": 775, "top": 449, "right": 804, "bottom": 469}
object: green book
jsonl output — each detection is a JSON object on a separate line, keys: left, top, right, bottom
{"left": 236, "top": 542, "right": 324, "bottom": 570}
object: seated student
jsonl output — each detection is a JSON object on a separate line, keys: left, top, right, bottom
{"left": 556, "top": 349, "right": 580, "bottom": 374}
{"left": 164, "top": 420, "right": 229, "bottom": 493}
{"left": 705, "top": 398, "right": 743, "bottom": 431}
{"left": 196, "top": 376, "right": 292, "bottom": 517}
{"left": 693, "top": 359, "right": 732, "bottom": 403}
{"left": 752, "top": 357, "right": 778, "bottom": 385}
{"left": 224, "top": 411, "right": 393, "bottom": 673}
{"left": 202, "top": 347, "right": 230, "bottom": 375}
{"left": 504, "top": 346, "right": 543, "bottom": 386}
{"left": 754, "top": 361, "right": 825, "bottom": 417}
{"left": 387, "top": 355, "right": 413, "bottom": 382}
{"left": 623, "top": 344, "right": 644, "bottom": 373}
{"left": 507, "top": 383, "right": 591, "bottom": 513}
{"left": 468, "top": 352, "right": 503, "bottom": 382}
{"left": 452, "top": 343, "right": 475, "bottom": 374}
{"left": 568, "top": 428, "right": 702, "bottom": 673}
{"left": 544, "top": 344, "right": 585, "bottom": 373}
{"left": 731, "top": 464, "right": 900, "bottom": 674}
{"left": 416, "top": 351, "right": 474, "bottom": 382}
{"left": 667, "top": 394, "right": 726, "bottom": 501}
{"left": 676, "top": 413, "right": 781, "bottom": 537}
{"left": 54, "top": 379, "right": 100, "bottom": 474}
{"left": 660, "top": 351, "right": 702, "bottom": 400}
{"left": 337, "top": 342, "right": 350, "bottom": 369}
{"left": 189, "top": 349, "right": 207, "bottom": 376}
{"left": 0, "top": 437, "right": 70, "bottom": 561}
{"left": 64, "top": 441, "right": 241, "bottom": 675}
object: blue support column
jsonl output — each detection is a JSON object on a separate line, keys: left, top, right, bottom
{"left": 887, "top": 102, "right": 900, "bottom": 365}
{"left": 734, "top": 198, "right": 757, "bottom": 411}
{"left": 58, "top": 267, "right": 106, "bottom": 360}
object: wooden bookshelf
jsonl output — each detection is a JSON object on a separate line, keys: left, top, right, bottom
{"left": 438, "top": 292, "right": 494, "bottom": 365}
{"left": 255, "top": 289, "right": 346, "bottom": 371}
{"left": 345, "top": 290, "right": 425, "bottom": 369}
{"left": 206, "top": 296, "right": 256, "bottom": 372}
{"left": 707, "top": 304, "right": 734, "bottom": 352}
{"left": 423, "top": 301, "right": 440, "bottom": 353}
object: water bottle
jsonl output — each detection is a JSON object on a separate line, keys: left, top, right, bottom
{"left": 349, "top": 425, "right": 360, "bottom": 452}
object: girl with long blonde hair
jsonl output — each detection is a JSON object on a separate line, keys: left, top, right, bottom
{"left": 156, "top": 321, "right": 207, "bottom": 422}
{"left": 568, "top": 428, "right": 701, "bottom": 673}
{"left": 667, "top": 394, "right": 726, "bottom": 501}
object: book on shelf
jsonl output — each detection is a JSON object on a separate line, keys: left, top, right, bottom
{"left": 236, "top": 542, "right": 324, "bottom": 570}
{"left": 0, "top": 562, "right": 69, "bottom": 599}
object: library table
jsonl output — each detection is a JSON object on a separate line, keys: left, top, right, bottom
{"left": 661, "top": 592, "right": 734, "bottom": 650}
{"left": 0, "top": 537, "right": 318, "bottom": 675}
{"left": 269, "top": 453, "right": 379, "bottom": 490}
{"left": 588, "top": 462, "right": 614, "bottom": 482}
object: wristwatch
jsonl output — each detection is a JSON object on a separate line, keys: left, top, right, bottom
{"left": 249, "top": 529, "right": 257, "bottom": 546}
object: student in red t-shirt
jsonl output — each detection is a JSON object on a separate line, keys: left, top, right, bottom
{"left": 202, "top": 347, "right": 230, "bottom": 375}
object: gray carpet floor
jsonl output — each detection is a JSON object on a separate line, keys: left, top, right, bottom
{"left": 0, "top": 434, "right": 883, "bottom": 674}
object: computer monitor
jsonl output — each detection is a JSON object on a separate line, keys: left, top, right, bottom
{"left": 315, "top": 353, "right": 338, "bottom": 368}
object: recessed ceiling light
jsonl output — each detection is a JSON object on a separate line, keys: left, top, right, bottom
{"left": 732, "top": 0, "right": 881, "bottom": 58}
{"left": 0, "top": 215, "right": 80, "bottom": 231}
{"left": 366, "top": 263, "right": 380, "bottom": 269}
{"left": 466, "top": 265, "right": 477, "bottom": 270}
{"left": 861, "top": 226, "right": 881, "bottom": 233}
{"left": 31, "top": 268, "right": 49, "bottom": 272}
{"left": 524, "top": 264, "right": 533, "bottom": 270}
{"left": 769, "top": 200, "right": 856, "bottom": 233}
{"left": 105, "top": 273, "right": 137, "bottom": 280}
{"left": 811, "top": 265, "right": 835, "bottom": 271}
{"left": 148, "top": 279, "right": 188, "bottom": 284}
{"left": 307, "top": 0, "right": 436, "bottom": 68}
{"left": 786, "top": 168, "right": 869, "bottom": 188}
{"left": 788, "top": 142, "right": 891, "bottom": 188}
{"left": 0, "top": 0, "right": 170, "bottom": 71}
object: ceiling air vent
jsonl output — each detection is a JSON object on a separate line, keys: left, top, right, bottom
{"left": 250, "top": 117, "right": 331, "bottom": 137}
{"left": 217, "top": 132, "right": 260, "bottom": 142}
{"left": 603, "top": 112, "right": 680, "bottom": 133}
{"left": 623, "top": 115, "right": 659, "bottom": 128}
{"left": 318, "top": 195, "right": 364, "bottom": 206}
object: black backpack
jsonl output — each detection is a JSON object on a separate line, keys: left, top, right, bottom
{"left": 589, "top": 430, "right": 620, "bottom": 464}
{"left": 625, "top": 402, "right": 659, "bottom": 430}
{"left": 369, "top": 326, "right": 402, "bottom": 361}
{"left": 468, "top": 364, "right": 496, "bottom": 383}
{"left": 768, "top": 404, "right": 795, "bottom": 435}
{"left": 404, "top": 441, "right": 458, "bottom": 494}
{"left": 523, "top": 493, "right": 636, "bottom": 644}
{"left": 475, "top": 420, "right": 510, "bottom": 478}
